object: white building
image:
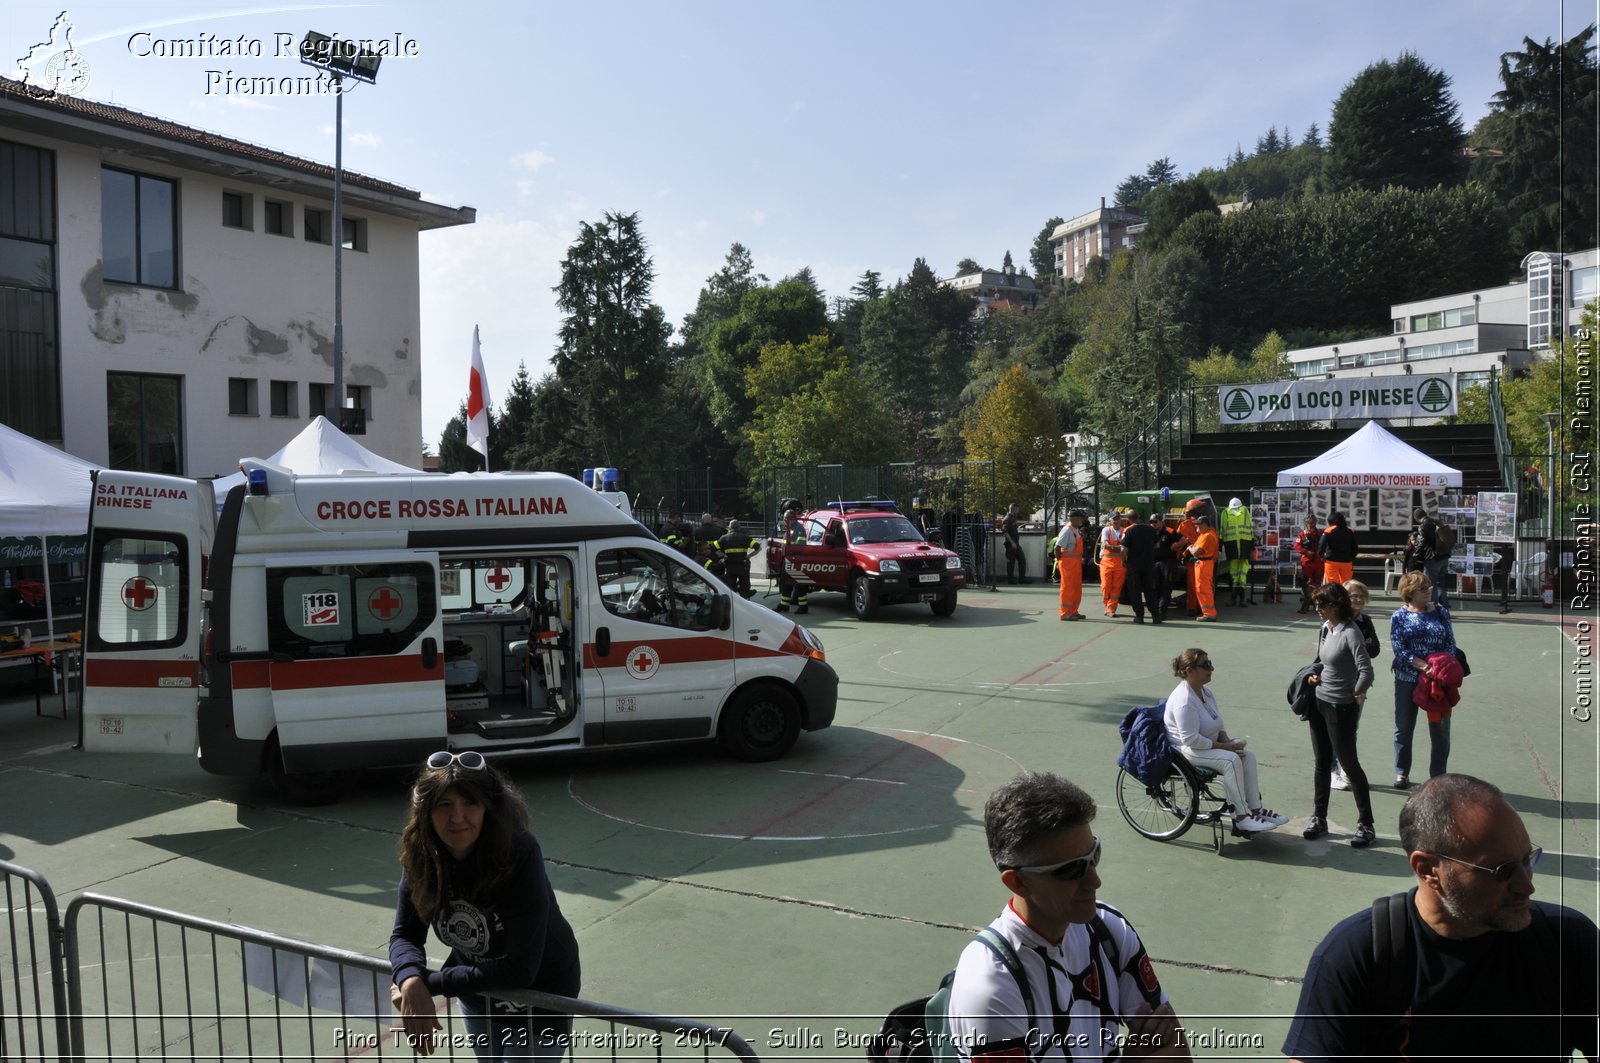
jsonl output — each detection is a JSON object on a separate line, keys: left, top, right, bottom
{"left": 1285, "top": 248, "right": 1599, "bottom": 389}
{"left": 1049, "top": 200, "right": 1144, "bottom": 283}
{"left": 940, "top": 268, "right": 1040, "bottom": 314}
{"left": 0, "top": 76, "right": 473, "bottom": 476}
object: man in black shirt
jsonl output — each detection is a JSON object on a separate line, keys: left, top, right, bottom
{"left": 1118, "top": 508, "right": 1160, "bottom": 624}
{"left": 1001, "top": 504, "right": 1026, "bottom": 584}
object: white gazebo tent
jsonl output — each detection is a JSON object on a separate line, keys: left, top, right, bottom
{"left": 1276, "top": 421, "right": 1462, "bottom": 489}
{"left": 211, "top": 416, "right": 420, "bottom": 499}
{"left": 0, "top": 422, "right": 100, "bottom": 641}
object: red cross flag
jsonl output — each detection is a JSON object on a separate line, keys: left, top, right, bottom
{"left": 465, "top": 325, "right": 491, "bottom": 467}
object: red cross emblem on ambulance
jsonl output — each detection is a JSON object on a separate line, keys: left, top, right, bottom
{"left": 121, "top": 577, "right": 158, "bottom": 612}
{"left": 484, "top": 566, "right": 513, "bottom": 593}
{"left": 627, "top": 645, "right": 660, "bottom": 680}
{"left": 368, "top": 585, "right": 404, "bottom": 621}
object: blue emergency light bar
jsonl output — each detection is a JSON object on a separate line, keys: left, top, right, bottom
{"left": 247, "top": 468, "right": 270, "bottom": 496}
{"left": 824, "top": 500, "right": 899, "bottom": 513}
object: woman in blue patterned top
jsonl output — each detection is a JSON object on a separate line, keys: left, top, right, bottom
{"left": 1388, "top": 571, "right": 1456, "bottom": 789}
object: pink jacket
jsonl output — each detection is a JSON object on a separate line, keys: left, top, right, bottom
{"left": 1413, "top": 650, "right": 1465, "bottom": 722}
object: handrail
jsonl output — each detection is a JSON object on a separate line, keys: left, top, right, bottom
{"left": 1110, "top": 389, "right": 1187, "bottom": 492}
{"left": 1486, "top": 371, "right": 1516, "bottom": 490}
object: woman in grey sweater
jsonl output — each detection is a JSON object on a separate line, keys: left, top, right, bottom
{"left": 1303, "top": 582, "right": 1376, "bottom": 846}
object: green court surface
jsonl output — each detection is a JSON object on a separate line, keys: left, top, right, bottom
{"left": 1, "top": 583, "right": 1594, "bottom": 1058}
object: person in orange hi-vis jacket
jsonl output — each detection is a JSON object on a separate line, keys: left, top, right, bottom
{"left": 1055, "top": 509, "right": 1088, "bottom": 620}
{"left": 1098, "top": 509, "right": 1130, "bottom": 618}
{"left": 1186, "top": 514, "right": 1221, "bottom": 621}
{"left": 1176, "top": 498, "right": 1204, "bottom": 616}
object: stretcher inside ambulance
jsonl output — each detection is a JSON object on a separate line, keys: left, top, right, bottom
{"left": 81, "top": 462, "right": 837, "bottom": 803}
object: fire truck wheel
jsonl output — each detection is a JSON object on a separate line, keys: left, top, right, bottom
{"left": 266, "top": 734, "right": 354, "bottom": 806}
{"left": 850, "top": 575, "right": 878, "bottom": 620}
{"left": 718, "top": 684, "right": 801, "bottom": 762}
{"left": 930, "top": 590, "right": 958, "bottom": 617}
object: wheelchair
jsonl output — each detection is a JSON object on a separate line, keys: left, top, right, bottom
{"left": 1115, "top": 755, "right": 1258, "bottom": 855}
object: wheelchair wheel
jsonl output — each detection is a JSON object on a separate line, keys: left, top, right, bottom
{"left": 1116, "top": 765, "right": 1199, "bottom": 841}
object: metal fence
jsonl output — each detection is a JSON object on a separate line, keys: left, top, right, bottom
{"left": 3, "top": 861, "right": 758, "bottom": 1063}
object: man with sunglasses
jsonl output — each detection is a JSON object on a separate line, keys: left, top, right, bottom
{"left": 1284, "top": 773, "right": 1597, "bottom": 1062}
{"left": 948, "top": 772, "right": 1192, "bottom": 1060}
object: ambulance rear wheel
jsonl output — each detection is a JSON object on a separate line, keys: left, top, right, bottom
{"left": 930, "top": 590, "right": 958, "bottom": 617}
{"left": 719, "top": 685, "right": 800, "bottom": 762}
{"left": 850, "top": 575, "right": 878, "bottom": 620}
{"left": 266, "top": 735, "right": 353, "bottom": 806}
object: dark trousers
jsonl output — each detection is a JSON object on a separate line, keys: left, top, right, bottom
{"left": 1005, "top": 544, "right": 1025, "bottom": 583}
{"left": 1309, "top": 697, "right": 1374, "bottom": 825}
{"left": 724, "top": 561, "right": 751, "bottom": 597}
{"left": 1123, "top": 566, "right": 1159, "bottom": 620}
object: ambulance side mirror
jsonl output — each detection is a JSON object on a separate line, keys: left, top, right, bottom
{"left": 710, "top": 594, "right": 731, "bottom": 631}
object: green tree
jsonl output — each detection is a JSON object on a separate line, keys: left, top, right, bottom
{"left": 856, "top": 258, "right": 975, "bottom": 452}
{"left": 963, "top": 364, "right": 1062, "bottom": 513}
{"left": 497, "top": 362, "right": 538, "bottom": 469}
{"left": 742, "top": 335, "right": 902, "bottom": 471}
{"left": 1186, "top": 332, "right": 1293, "bottom": 432}
{"left": 1326, "top": 51, "right": 1465, "bottom": 192}
{"left": 678, "top": 242, "right": 766, "bottom": 363}
{"left": 552, "top": 211, "right": 674, "bottom": 470}
{"left": 834, "top": 268, "right": 884, "bottom": 351}
{"left": 698, "top": 272, "right": 830, "bottom": 443}
{"left": 1139, "top": 178, "right": 1220, "bottom": 252}
{"left": 956, "top": 257, "right": 984, "bottom": 275}
{"left": 1483, "top": 25, "right": 1598, "bottom": 253}
{"left": 1030, "top": 216, "right": 1064, "bottom": 282}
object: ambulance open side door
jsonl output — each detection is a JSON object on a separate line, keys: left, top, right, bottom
{"left": 251, "top": 550, "right": 446, "bottom": 774}
{"left": 82, "top": 470, "right": 214, "bottom": 754}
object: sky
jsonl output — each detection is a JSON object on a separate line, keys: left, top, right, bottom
{"left": 3, "top": 0, "right": 1595, "bottom": 451}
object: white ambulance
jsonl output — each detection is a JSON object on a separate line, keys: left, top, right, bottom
{"left": 81, "top": 461, "right": 838, "bottom": 803}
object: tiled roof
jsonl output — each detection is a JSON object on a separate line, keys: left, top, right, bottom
{"left": 0, "top": 74, "right": 419, "bottom": 199}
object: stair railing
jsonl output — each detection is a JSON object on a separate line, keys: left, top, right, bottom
{"left": 1486, "top": 370, "right": 1516, "bottom": 490}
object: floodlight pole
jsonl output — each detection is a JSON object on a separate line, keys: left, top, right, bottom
{"left": 333, "top": 73, "right": 345, "bottom": 428}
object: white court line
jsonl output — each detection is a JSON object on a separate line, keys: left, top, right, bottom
{"left": 777, "top": 769, "right": 905, "bottom": 785}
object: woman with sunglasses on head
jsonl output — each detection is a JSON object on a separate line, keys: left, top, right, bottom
{"left": 390, "top": 751, "right": 581, "bottom": 1061}
{"left": 1303, "top": 582, "right": 1377, "bottom": 847}
{"left": 1163, "top": 649, "right": 1287, "bottom": 833}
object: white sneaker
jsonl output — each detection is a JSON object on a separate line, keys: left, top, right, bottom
{"left": 1331, "top": 769, "right": 1351, "bottom": 792}
{"left": 1235, "top": 814, "right": 1278, "bottom": 832}
{"left": 1255, "top": 808, "right": 1291, "bottom": 827}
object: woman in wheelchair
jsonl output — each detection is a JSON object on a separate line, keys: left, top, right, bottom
{"left": 1163, "top": 648, "right": 1288, "bottom": 833}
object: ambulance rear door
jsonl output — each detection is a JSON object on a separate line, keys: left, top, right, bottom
{"left": 255, "top": 550, "right": 445, "bottom": 773}
{"left": 82, "top": 471, "right": 214, "bottom": 753}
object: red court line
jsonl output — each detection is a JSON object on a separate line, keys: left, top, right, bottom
{"left": 1009, "top": 627, "right": 1116, "bottom": 685}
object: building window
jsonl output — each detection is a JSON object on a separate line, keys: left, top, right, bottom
{"left": 309, "top": 382, "right": 332, "bottom": 419}
{"left": 107, "top": 371, "right": 183, "bottom": 474}
{"left": 1293, "top": 358, "right": 1335, "bottom": 377}
{"left": 264, "top": 199, "right": 292, "bottom": 237}
{"left": 101, "top": 167, "right": 177, "bottom": 288}
{"left": 1571, "top": 266, "right": 1599, "bottom": 309}
{"left": 341, "top": 216, "right": 368, "bottom": 252}
{"left": 1408, "top": 306, "right": 1477, "bottom": 332}
{"left": 270, "top": 380, "right": 297, "bottom": 417}
{"left": 0, "top": 138, "right": 61, "bottom": 441}
{"left": 228, "top": 377, "right": 257, "bottom": 416}
{"left": 304, "top": 207, "right": 331, "bottom": 245}
{"left": 345, "top": 384, "right": 372, "bottom": 423}
{"left": 221, "top": 190, "right": 252, "bottom": 231}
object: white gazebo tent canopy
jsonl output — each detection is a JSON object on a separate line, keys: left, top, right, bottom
{"left": 212, "top": 416, "right": 420, "bottom": 497}
{"left": 1276, "top": 421, "right": 1462, "bottom": 489}
{"left": 0, "top": 422, "right": 100, "bottom": 639}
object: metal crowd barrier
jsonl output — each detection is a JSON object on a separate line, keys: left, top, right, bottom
{"left": 1, "top": 864, "right": 759, "bottom": 1062}
{"left": 1, "top": 860, "right": 71, "bottom": 1062}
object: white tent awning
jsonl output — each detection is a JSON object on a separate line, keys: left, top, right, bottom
{"left": 1276, "top": 421, "right": 1463, "bottom": 489}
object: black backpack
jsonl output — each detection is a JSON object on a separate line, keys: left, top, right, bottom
{"left": 1432, "top": 522, "right": 1456, "bottom": 557}
{"left": 867, "top": 918, "right": 1119, "bottom": 1062}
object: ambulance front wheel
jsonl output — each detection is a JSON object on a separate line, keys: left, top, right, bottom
{"left": 266, "top": 734, "right": 354, "bottom": 806}
{"left": 719, "top": 684, "right": 801, "bottom": 762}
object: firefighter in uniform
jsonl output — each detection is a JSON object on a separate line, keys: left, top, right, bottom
{"left": 1055, "top": 509, "right": 1088, "bottom": 621}
{"left": 1097, "top": 508, "right": 1130, "bottom": 618}
{"left": 715, "top": 520, "right": 761, "bottom": 598}
{"left": 1219, "top": 497, "right": 1255, "bottom": 606}
{"left": 1186, "top": 513, "right": 1220, "bottom": 621}
{"left": 1175, "top": 497, "right": 1205, "bottom": 617}
{"left": 659, "top": 510, "right": 695, "bottom": 557}
{"left": 778, "top": 501, "right": 808, "bottom": 614}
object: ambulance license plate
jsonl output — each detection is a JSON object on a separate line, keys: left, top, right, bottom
{"left": 918, "top": 573, "right": 940, "bottom": 583}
